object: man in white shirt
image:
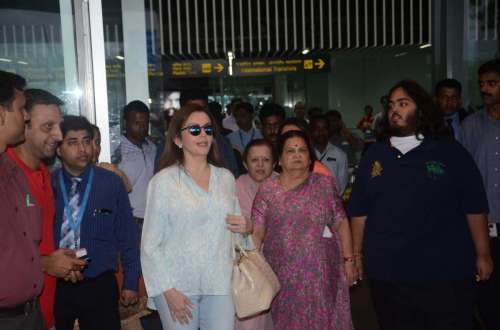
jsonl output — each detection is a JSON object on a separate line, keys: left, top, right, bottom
{"left": 222, "top": 98, "right": 242, "bottom": 132}
{"left": 113, "top": 100, "right": 157, "bottom": 234}
{"left": 227, "top": 102, "right": 263, "bottom": 154}
{"left": 310, "top": 115, "right": 348, "bottom": 193}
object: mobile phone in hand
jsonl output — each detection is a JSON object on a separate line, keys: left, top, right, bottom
{"left": 75, "top": 248, "right": 91, "bottom": 263}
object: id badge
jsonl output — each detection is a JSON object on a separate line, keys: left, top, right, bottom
{"left": 488, "top": 223, "right": 498, "bottom": 238}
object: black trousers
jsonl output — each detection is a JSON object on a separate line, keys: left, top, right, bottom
{"left": 55, "top": 271, "right": 120, "bottom": 330}
{"left": 369, "top": 278, "right": 476, "bottom": 330}
{"left": 478, "top": 237, "right": 500, "bottom": 330}
{"left": 0, "top": 300, "right": 45, "bottom": 330}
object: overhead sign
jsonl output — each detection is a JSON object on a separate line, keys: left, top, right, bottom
{"left": 233, "top": 56, "right": 330, "bottom": 76}
{"left": 165, "top": 60, "right": 227, "bottom": 77}
{"left": 165, "top": 56, "right": 329, "bottom": 78}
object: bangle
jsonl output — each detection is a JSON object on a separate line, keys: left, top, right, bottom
{"left": 353, "top": 253, "right": 363, "bottom": 259}
{"left": 344, "top": 256, "right": 355, "bottom": 263}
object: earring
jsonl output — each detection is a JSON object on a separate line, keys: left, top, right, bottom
{"left": 178, "top": 143, "right": 182, "bottom": 149}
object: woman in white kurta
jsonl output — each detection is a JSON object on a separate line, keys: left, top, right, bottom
{"left": 141, "top": 104, "right": 253, "bottom": 330}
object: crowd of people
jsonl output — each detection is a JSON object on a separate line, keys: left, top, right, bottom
{"left": 0, "top": 57, "right": 499, "bottom": 330}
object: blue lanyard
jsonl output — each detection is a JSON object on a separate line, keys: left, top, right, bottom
{"left": 59, "top": 168, "right": 94, "bottom": 233}
{"left": 318, "top": 145, "right": 330, "bottom": 162}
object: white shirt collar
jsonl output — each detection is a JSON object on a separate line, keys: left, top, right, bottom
{"left": 390, "top": 134, "right": 424, "bottom": 154}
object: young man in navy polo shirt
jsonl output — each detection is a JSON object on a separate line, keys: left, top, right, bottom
{"left": 348, "top": 80, "right": 493, "bottom": 330}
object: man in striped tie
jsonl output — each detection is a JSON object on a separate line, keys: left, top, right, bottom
{"left": 52, "top": 115, "right": 139, "bottom": 330}
{"left": 58, "top": 175, "right": 82, "bottom": 250}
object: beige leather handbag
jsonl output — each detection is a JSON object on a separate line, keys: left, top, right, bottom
{"left": 232, "top": 239, "right": 281, "bottom": 318}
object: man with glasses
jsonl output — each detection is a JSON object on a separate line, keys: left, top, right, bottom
{"left": 460, "top": 59, "right": 500, "bottom": 330}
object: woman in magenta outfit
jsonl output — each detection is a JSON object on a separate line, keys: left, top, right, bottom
{"left": 252, "top": 130, "right": 356, "bottom": 330}
{"left": 235, "top": 139, "right": 276, "bottom": 330}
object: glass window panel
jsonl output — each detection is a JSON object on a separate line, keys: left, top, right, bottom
{"left": 0, "top": 1, "right": 80, "bottom": 115}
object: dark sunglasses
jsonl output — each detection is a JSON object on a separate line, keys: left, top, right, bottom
{"left": 180, "top": 124, "right": 214, "bottom": 136}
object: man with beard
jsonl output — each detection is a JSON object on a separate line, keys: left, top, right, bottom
{"left": 6, "top": 89, "right": 87, "bottom": 329}
{"left": 348, "top": 80, "right": 493, "bottom": 330}
{"left": 435, "top": 78, "right": 468, "bottom": 139}
{"left": 460, "top": 59, "right": 500, "bottom": 330}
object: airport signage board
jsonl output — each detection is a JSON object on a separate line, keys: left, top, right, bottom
{"left": 165, "top": 56, "right": 330, "bottom": 77}
{"left": 165, "top": 60, "right": 228, "bottom": 77}
{"left": 233, "top": 56, "right": 330, "bottom": 76}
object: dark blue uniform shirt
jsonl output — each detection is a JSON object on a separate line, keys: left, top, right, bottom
{"left": 52, "top": 165, "right": 139, "bottom": 291}
{"left": 348, "top": 138, "right": 488, "bottom": 283}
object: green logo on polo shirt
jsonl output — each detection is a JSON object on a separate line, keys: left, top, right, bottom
{"left": 426, "top": 161, "right": 445, "bottom": 179}
{"left": 26, "top": 194, "right": 35, "bottom": 207}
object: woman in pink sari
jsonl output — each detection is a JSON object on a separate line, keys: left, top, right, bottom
{"left": 252, "top": 130, "right": 356, "bottom": 330}
{"left": 235, "top": 139, "right": 276, "bottom": 330}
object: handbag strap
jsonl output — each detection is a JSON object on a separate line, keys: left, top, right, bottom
{"left": 232, "top": 233, "right": 248, "bottom": 261}
{"left": 231, "top": 233, "right": 236, "bottom": 260}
